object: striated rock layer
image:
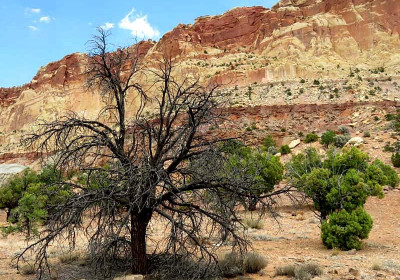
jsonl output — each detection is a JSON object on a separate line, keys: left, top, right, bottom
{"left": 1, "top": 0, "right": 400, "bottom": 160}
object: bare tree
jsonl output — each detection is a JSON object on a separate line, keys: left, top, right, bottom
{"left": 19, "top": 28, "right": 287, "bottom": 278}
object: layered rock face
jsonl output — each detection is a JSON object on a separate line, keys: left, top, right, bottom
{"left": 0, "top": 0, "right": 400, "bottom": 160}
{"left": 151, "top": 0, "right": 400, "bottom": 83}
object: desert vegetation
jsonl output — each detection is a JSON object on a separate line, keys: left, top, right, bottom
{"left": 0, "top": 165, "right": 72, "bottom": 236}
{"left": 0, "top": 20, "right": 400, "bottom": 280}
{"left": 0, "top": 29, "right": 294, "bottom": 279}
{"left": 286, "top": 147, "right": 398, "bottom": 250}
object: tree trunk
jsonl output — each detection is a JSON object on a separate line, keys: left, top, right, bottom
{"left": 6, "top": 209, "right": 10, "bottom": 222}
{"left": 130, "top": 211, "right": 152, "bottom": 275}
{"left": 26, "top": 218, "right": 31, "bottom": 237}
{"left": 248, "top": 197, "right": 258, "bottom": 211}
{"left": 320, "top": 210, "right": 328, "bottom": 223}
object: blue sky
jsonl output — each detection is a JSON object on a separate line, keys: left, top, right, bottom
{"left": 0, "top": 0, "right": 277, "bottom": 87}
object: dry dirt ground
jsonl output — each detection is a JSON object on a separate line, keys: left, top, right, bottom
{"left": 246, "top": 189, "right": 400, "bottom": 280}
{"left": 0, "top": 190, "right": 399, "bottom": 280}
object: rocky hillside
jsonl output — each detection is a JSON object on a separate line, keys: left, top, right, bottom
{"left": 1, "top": 0, "right": 400, "bottom": 161}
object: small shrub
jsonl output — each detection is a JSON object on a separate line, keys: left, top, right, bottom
{"left": 313, "top": 80, "right": 320, "bottom": 86}
{"left": 280, "top": 145, "right": 291, "bottom": 155}
{"left": 275, "top": 265, "right": 296, "bottom": 277}
{"left": 371, "top": 160, "right": 399, "bottom": 188}
{"left": 334, "top": 135, "right": 351, "bottom": 148}
{"left": 363, "top": 131, "right": 371, "bottom": 138}
{"left": 297, "top": 263, "right": 323, "bottom": 277}
{"left": 149, "top": 254, "right": 219, "bottom": 280}
{"left": 244, "top": 216, "right": 264, "bottom": 229}
{"left": 300, "top": 79, "right": 306, "bottom": 83}
{"left": 244, "top": 252, "right": 267, "bottom": 273}
{"left": 19, "top": 263, "right": 36, "bottom": 275}
{"left": 385, "top": 114, "right": 395, "bottom": 121}
{"left": 275, "top": 263, "right": 323, "bottom": 280}
{"left": 267, "top": 146, "right": 279, "bottom": 155}
{"left": 246, "top": 124, "right": 257, "bottom": 131}
{"left": 384, "top": 144, "right": 395, "bottom": 153}
{"left": 218, "top": 252, "right": 245, "bottom": 278}
{"left": 372, "top": 263, "right": 382, "bottom": 271}
{"left": 262, "top": 135, "right": 276, "bottom": 150}
{"left": 321, "top": 130, "right": 336, "bottom": 147}
{"left": 298, "top": 131, "right": 304, "bottom": 138}
{"left": 392, "top": 152, "right": 400, "bottom": 167}
{"left": 304, "top": 133, "right": 318, "bottom": 143}
{"left": 294, "top": 269, "right": 312, "bottom": 280}
{"left": 275, "top": 263, "right": 324, "bottom": 280}
{"left": 321, "top": 208, "right": 373, "bottom": 250}
{"left": 59, "top": 251, "right": 81, "bottom": 264}
{"left": 331, "top": 248, "right": 340, "bottom": 256}
{"left": 338, "top": 125, "right": 350, "bottom": 135}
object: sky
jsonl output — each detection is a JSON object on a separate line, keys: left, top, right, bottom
{"left": 0, "top": 0, "right": 277, "bottom": 88}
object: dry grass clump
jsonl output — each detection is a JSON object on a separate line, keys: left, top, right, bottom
{"left": 58, "top": 251, "right": 83, "bottom": 264}
{"left": 331, "top": 248, "right": 340, "bottom": 256}
{"left": 296, "top": 263, "right": 323, "bottom": 280}
{"left": 243, "top": 252, "right": 268, "bottom": 273}
{"left": 218, "top": 252, "right": 245, "bottom": 278}
{"left": 275, "top": 264, "right": 296, "bottom": 277}
{"left": 295, "top": 268, "right": 313, "bottom": 280}
{"left": 243, "top": 216, "right": 264, "bottom": 229}
{"left": 148, "top": 254, "right": 219, "bottom": 280}
{"left": 250, "top": 234, "right": 283, "bottom": 241}
{"left": 275, "top": 263, "right": 323, "bottom": 280}
{"left": 296, "top": 213, "right": 306, "bottom": 221}
{"left": 219, "top": 251, "right": 267, "bottom": 277}
{"left": 371, "top": 263, "right": 382, "bottom": 271}
{"left": 19, "top": 262, "right": 36, "bottom": 275}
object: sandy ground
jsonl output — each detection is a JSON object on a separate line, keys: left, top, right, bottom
{"left": 0, "top": 189, "right": 399, "bottom": 280}
{"left": 246, "top": 190, "right": 400, "bottom": 280}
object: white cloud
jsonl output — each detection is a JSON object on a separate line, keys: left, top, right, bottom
{"left": 39, "top": 16, "right": 51, "bottom": 23}
{"left": 28, "top": 25, "right": 39, "bottom": 31}
{"left": 100, "top": 22, "right": 114, "bottom": 30}
{"left": 119, "top": 8, "right": 160, "bottom": 39}
{"left": 27, "top": 8, "right": 41, "bottom": 14}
